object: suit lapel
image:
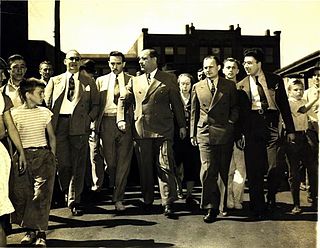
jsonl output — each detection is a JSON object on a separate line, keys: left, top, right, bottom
{"left": 144, "top": 71, "right": 162, "bottom": 101}
{"left": 52, "top": 73, "right": 67, "bottom": 107}
{"left": 198, "top": 79, "right": 212, "bottom": 108}
{"left": 209, "top": 78, "right": 223, "bottom": 110}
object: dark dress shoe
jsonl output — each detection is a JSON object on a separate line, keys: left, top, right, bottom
{"left": 142, "top": 203, "right": 153, "bottom": 213}
{"left": 203, "top": 209, "right": 217, "bottom": 223}
{"left": 163, "top": 204, "right": 173, "bottom": 217}
{"left": 71, "top": 205, "right": 84, "bottom": 216}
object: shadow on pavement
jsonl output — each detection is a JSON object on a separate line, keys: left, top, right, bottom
{"left": 47, "top": 215, "right": 157, "bottom": 230}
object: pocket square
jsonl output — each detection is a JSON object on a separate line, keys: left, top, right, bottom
{"left": 85, "top": 85, "right": 91, "bottom": 91}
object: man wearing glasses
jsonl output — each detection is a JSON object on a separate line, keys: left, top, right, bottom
{"left": 237, "top": 48, "right": 295, "bottom": 220}
{"left": 0, "top": 54, "right": 27, "bottom": 107}
{"left": 45, "top": 50, "right": 99, "bottom": 216}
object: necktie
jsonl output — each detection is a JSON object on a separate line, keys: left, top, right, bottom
{"left": 67, "top": 74, "right": 75, "bottom": 101}
{"left": 210, "top": 79, "right": 216, "bottom": 95}
{"left": 146, "top": 73, "right": 151, "bottom": 85}
{"left": 113, "top": 75, "right": 120, "bottom": 105}
{"left": 255, "top": 76, "right": 269, "bottom": 110}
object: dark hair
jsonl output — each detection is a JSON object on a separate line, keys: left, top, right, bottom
{"left": 203, "top": 55, "right": 221, "bottom": 66}
{"left": 79, "top": 59, "right": 96, "bottom": 74}
{"left": 243, "top": 48, "right": 264, "bottom": 63}
{"left": 0, "top": 57, "right": 7, "bottom": 69}
{"left": 288, "top": 79, "right": 304, "bottom": 91}
{"left": 19, "top": 78, "right": 45, "bottom": 103}
{"left": 223, "top": 57, "right": 240, "bottom": 68}
{"left": 109, "top": 51, "right": 125, "bottom": 62}
{"left": 39, "top": 60, "right": 53, "bottom": 70}
{"left": 7, "top": 54, "right": 26, "bottom": 67}
{"left": 178, "top": 73, "right": 194, "bottom": 84}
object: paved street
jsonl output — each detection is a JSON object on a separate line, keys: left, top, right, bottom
{"left": 7, "top": 186, "right": 317, "bottom": 248}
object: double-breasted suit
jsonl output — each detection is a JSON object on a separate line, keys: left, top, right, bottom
{"left": 190, "top": 77, "right": 239, "bottom": 211}
{"left": 45, "top": 72, "right": 99, "bottom": 208}
{"left": 118, "top": 69, "right": 186, "bottom": 205}
{"left": 95, "top": 72, "right": 133, "bottom": 203}
{"left": 237, "top": 71, "right": 295, "bottom": 215}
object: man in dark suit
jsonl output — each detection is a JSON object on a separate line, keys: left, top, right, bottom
{"left": 190, "top": 55, "right": 239, "bottom": 223}
{"left": 117, "top": 49, "right": 186, "bottom": 217}
{"left": 237, "top": 48, "right": 295, "bottom": 219}
{"left": 44, "top": 50, "right": 99, "bottom": 216}
{"left": 95, "top": 51, "right": 133, "bottom": 211}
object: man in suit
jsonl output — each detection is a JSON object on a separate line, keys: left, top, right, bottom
{"left": 95, "top": 51, "right": 133, "bottom": 211}
{"left": 44, "top": 50, "right": 99, "bottom": 216}
{"left": 190, "top": 55, "right": 239, "bottom": 223}
{"left": 117, "top": 49, "right": 186, "bottom": 217}
{"left": 237, "top": 48, "right": 295, "bottom": 219}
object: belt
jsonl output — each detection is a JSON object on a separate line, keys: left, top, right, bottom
{"left": 59, "top": 114, "right": 71, "bottom": 118}
{"left": 295, "top": 130, "right": 306, "bottom": 135}
{"left": 251, "top": 109, "right": 277, "bottom": 115}
{"left": 104, "top": 113, "right": 117, "bottom": 117}
{"left": 25, "top": 146, "right": 48, "bottom": 151}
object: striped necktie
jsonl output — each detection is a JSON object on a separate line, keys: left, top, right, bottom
{"left": 67, "top": 74, "right": 75, "bottom": 101}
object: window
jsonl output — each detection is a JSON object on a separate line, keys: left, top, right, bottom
{"left": 265, "top": 47, "right": 274, "bottom": 63}
{"left": 177, "top": 47, "right": 186, "bottom": 55}
{"left": 199, "top": 47, "right": 208, "bottom": 61}
{"left": 223, "top": 47, "right": 232, "bottom": 58}
{"left": 211, "top": 47, "right": 220, "bottom": 56}
{"left": 165, "top": 47, "right": 174, "bottom": 55}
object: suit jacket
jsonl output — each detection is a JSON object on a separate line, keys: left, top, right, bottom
{"left": 95, "top": 72, "right": 133, "bottom": 133}
{"left": 117, "top": 70, "right": 186, "bottom": 140}
{"left": 190, "top": 77, "right": 239, "bottom": 145}
{"left": 237, "top": 72, "right": 295, "bottom": 134}
{"left": 44, "top": 72, "right": 99, "bottom": 135}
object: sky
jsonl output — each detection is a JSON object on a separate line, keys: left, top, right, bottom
{"left": 28, "top": 0, "right": 320, "bottom": 68}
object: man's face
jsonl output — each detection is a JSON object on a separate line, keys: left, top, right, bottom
{"left": 139, "top": 50, "right": 157, "bottom": 73}
{"left": 203, "top": 58, "right": 221, "bottom": 79}
{"left": 289, "top": 84, "right": 304, "bottom": 100}
{"left": 243, "top": 56, "right": 260, "bottom": 76}
{"left": 223, "top": 61, "right": 239, "bottom": 80}
{"left": 108, "top": 56, "right": 125, "bottom": 75}
{"left": 179, "top": 75, "right": 192, "bottom": 94}
{"left": 27, "top": 86, "right": 45, "bottom": 105}
{"left": 39, "top": 64, "right": 53, "bottom": 81}
{"left": 8, "top": 59, "right": 27, "bottom": 83}
{"left": 64, "top": 51, "right": 81, "bottom": 73}
{"left": 312, "top": 69, "right": 320, "bottom": 87}
{"left": 0, "top": 69, "right": 6, "bottom": 85}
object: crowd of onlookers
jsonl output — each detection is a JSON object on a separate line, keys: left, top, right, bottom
{"left": 0, "top": 48, "right": 318, "bottom": 247}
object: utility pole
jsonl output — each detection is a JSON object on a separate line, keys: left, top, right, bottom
{"left": 54, "top": 0, "right": 61, "bottom": 73}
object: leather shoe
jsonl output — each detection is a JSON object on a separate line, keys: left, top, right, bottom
{"left": 203, "top": 209, "right": 217, "bottom": 223}
{"left": 71, "top": 204, "right": 84, "bottom": 216}
{"left": 163, "top": 204, "right": 173, "bottom": 217}
{"left": 142, "top": 203, "right": 153, "bottom": 213}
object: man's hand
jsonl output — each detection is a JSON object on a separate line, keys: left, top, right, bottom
{"left": 236, "top": 135, "right": 245, "bottom": 150}
{"left": 117, "top": 121, "right": 126, "bottom": 132}
{"left": 18, "top": 152, "right": 27, "bottom": 175}
{"left": 179, "top": 127, "right": 187, "bottom": 140}
{"left": 190, "top": 137, "right": 198, "bottom": 146}
{"left": 287, "top": 133, "right": 296, "bottom": 144}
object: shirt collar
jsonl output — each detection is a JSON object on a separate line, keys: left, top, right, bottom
{"left": 206, "top": 76, "right": 219, "bottom": 88}
{"left": 149, "top": 68, "right": 158, "bottom": 79}
{"left": 66, "top": 71, "right": 79, "bottom": 79}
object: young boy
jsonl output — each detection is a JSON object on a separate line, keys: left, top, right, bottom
{"left": 286, "top": 79, "right": 319, "bottom": 214}
{"left": 10, "top": 78, "right": 56, "bottom": 247}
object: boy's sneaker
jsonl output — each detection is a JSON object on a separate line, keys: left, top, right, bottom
{"left": 21, "top": 230, "right": 36, "bottom": 244}
{"left": 291, "top": 206, "right": 302, "bottom": 215}
{"left": 35, "top": 232, "right": 47, "bottom": 247}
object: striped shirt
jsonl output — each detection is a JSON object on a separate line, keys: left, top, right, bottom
{"left": 11, "top": 106, "right": 53, "bottom": 148}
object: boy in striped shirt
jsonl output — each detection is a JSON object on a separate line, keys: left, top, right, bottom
{"left": 10, "top": 78, "right": 56, "bottom": 247}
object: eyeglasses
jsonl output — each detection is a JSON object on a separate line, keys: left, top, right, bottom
{"left": 67, "top": 57, "right": 80, "bottom": 62}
